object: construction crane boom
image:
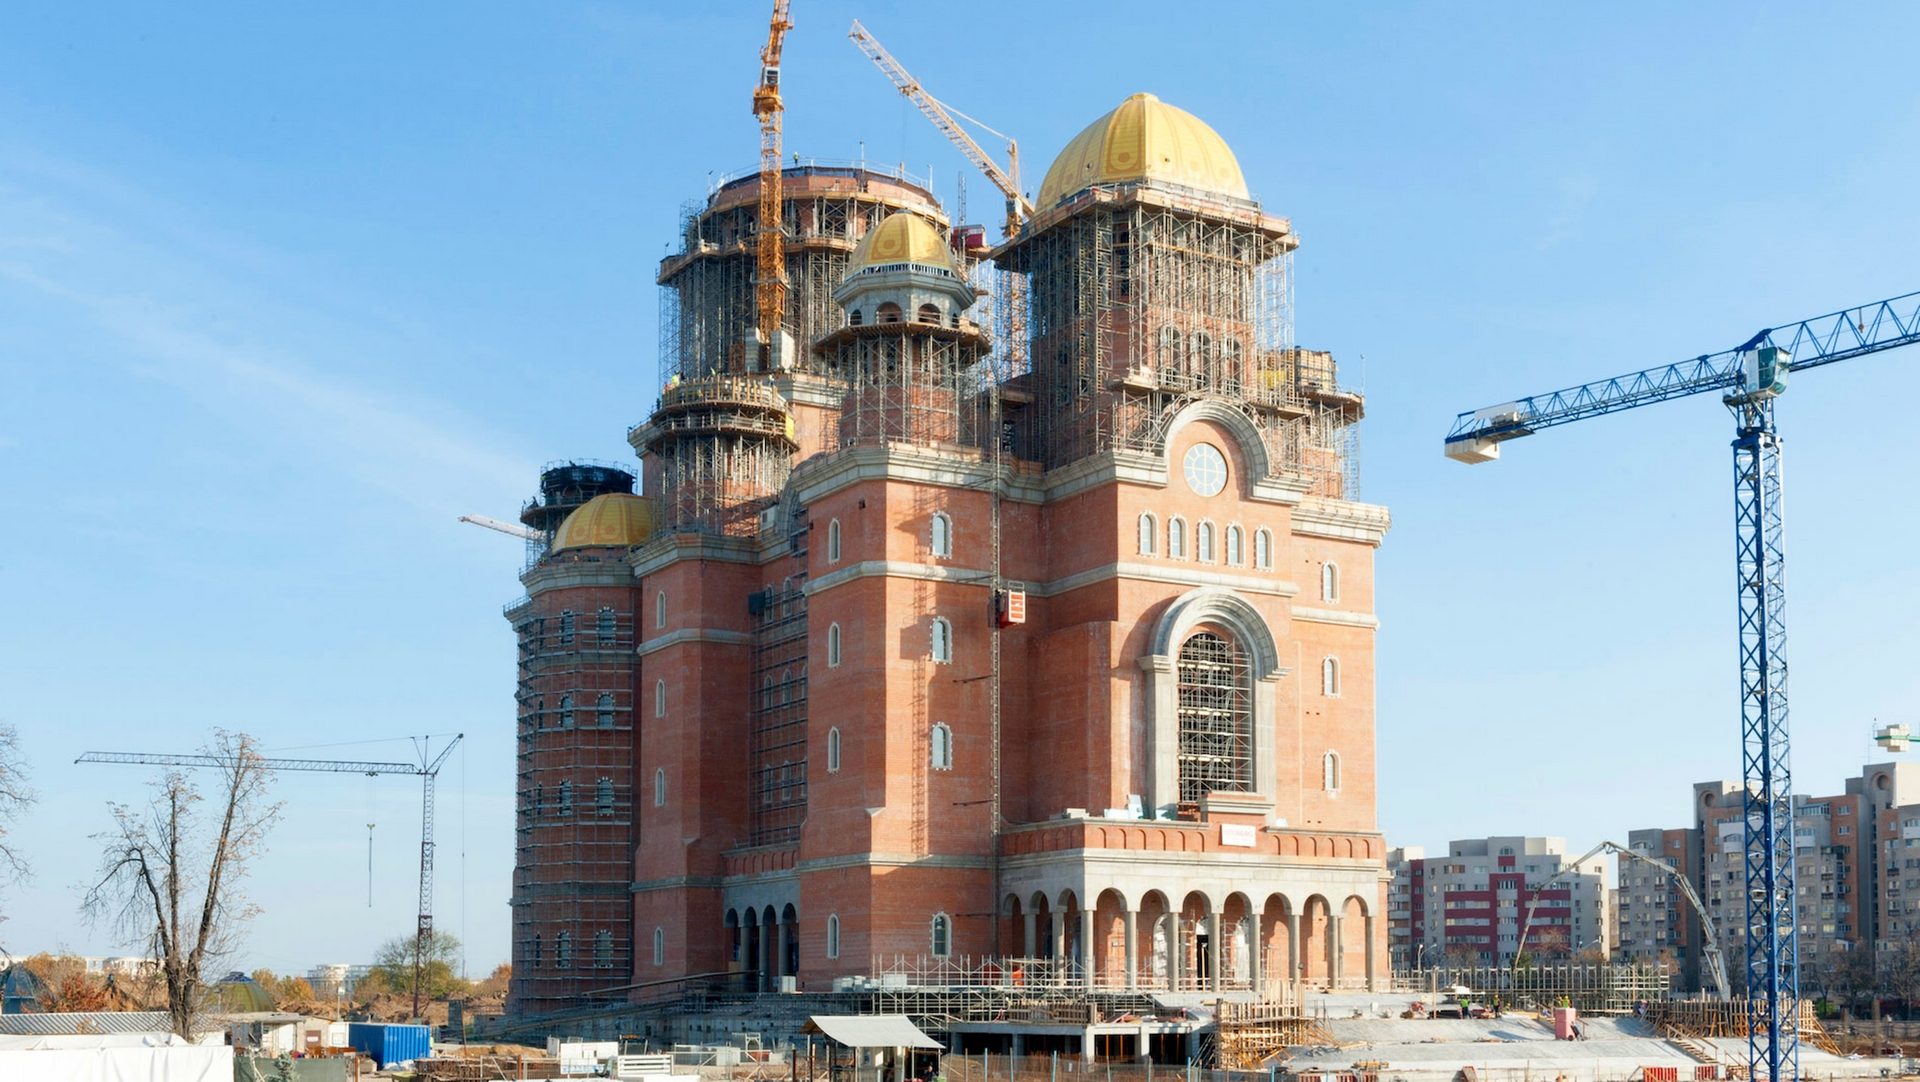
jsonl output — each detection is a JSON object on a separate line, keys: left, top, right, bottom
{"left": 458, "top": 514, "right": 542, "bottom": 542}
{"left": 751, "top": 0, "right": 794, "bottom": 364}
{"left": 1512, "top": 840, "right": 1730, "bottom": 1001}
{"left": 1444, "top": 288, "right": 1920, "bottom": 1082}
{"left": 848, "top": 19, "right": 1032, "bottom": 237}
{"left": 78, "top": 734, "right": 464, "bottom": 1021}
{"left": 1444, "top": 290, "right": 1920, "bottom": 460}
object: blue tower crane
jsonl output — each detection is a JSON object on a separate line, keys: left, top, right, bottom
{"left": 1444, "top": 289, "right": 1920, "bottom": 1082}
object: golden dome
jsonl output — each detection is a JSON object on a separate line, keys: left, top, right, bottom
{"left": 552, "top": 492, "right": 658, "bottom": 552}
{"left": 849, "top": 212, "right": 958, "bottom": 273}
{"left": 1036, "top": 93, "right": 1250, "bottom": 208}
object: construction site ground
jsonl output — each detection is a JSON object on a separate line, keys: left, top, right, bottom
{"left": 1284, "top": 992, "right": 1911, "bottom": 1082}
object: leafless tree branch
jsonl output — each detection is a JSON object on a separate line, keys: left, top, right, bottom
{"left": 82, "top": 730, "right": 281, "bottom": 1038}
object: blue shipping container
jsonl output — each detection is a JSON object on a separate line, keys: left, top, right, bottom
{"left": 346, "top": 1022, "right": 431, "bottom": 1068}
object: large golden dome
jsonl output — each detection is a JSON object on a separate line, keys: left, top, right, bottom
{"left": 1036, "top": 93, "right": 1250, "bottom": 209}
{"left": 552, "top": 492, "right": 658, "bottom": 552}
{"left": 849, "top": 212, "right": 958, "bottom": 273}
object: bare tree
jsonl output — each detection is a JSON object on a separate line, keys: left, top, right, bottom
{"left": 0, "top": 721, "right": 34, "bottom": 887}
{"left": 83, "top": 731, "right": 280, "bottom": 1038}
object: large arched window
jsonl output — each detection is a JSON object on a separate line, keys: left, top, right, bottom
{"left": 556, "top": 930, "right": 572, "bottom": 969}
{"left": 531, "top": 933, "right": 542, "bottom": 969}
{"left": 1225, "top": 524, "right": 1244, "bottom": 566}
{"left": 1323, "top": 751, "right": 1342, "bottom": 793}
{"left": 594, "top": 929, "right": 614, "bottom": 969}
{"left": 1176, "top": 631, "right": 1253, "bottom": 803}
{"left": 558, "top": 695, "right": 574, "bottom": 730}
{"left": 1157, "top": 325, "right": 1181, "bottom": 371}
{"left": 559, "top": 610, "right": 575, "bottom": 646}
{"left": 1196, "top": 521, "right": 1216, "bottom": 562}
{"left": 827, "top": 623, "right": 842, "bottom": 667}
{"left": 1168, "top": 517, "right": 1187, "bottom": 559}
{"left": 1254, "top": 528, "right": 1272, "bottom": 570}
{"left": 930, "top": 912, "right": 952, "bottom": 957}
{"left": 652, "top": 927, "right": 665, "bottom": 966}
{"left": 600, "top": 606, "right": 618, "bottom": 642}
{"left": 558, "top": 780, "right": 573, "bottom": 817}
{"left": 596, "top": 693, "right": 615, "bottom": 729}
{"left": 1322, "top": 656, "right": 1342, "bottom": 698}
{"left": 827, "top": 914, "right": 841, "bottom": 959}
{"left": 930, "top": 723, "right": 954, "bottom": 770}
{"left": 876, "top": 301, "right": 903, "bottom": 324}
{"left": 596, "top": 776, "right": 615, "bottom": 817}
{"left": 827, "top": 518, "right": 842, "bottom": 563}
{"left": 826, "top": 726, "right": 842, "bottom": 772}
{"left": 917, "top": 302, "right": 942, "bottom": 325}
{"left": 930, "top": 617, "right": 953, "bottom": 664}
{"left": 1138, "top": 513, "right": 1157, "bottom": 555}
{"left": 655, "top": 591, "right": 668, "bottom": 629}
{"left": 1321, "top": 562, "right": 1341, "bottom": 602}
{"left": 654, "top": 767, "right": 667, "bottom": 807}
{"left": 654, "top": 679, "right": 666, "bottom": 717}
{"left": 930, "top": 512, "right": 953, "bottom": 558}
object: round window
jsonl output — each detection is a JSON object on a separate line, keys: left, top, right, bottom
{"left": 1183, "top": 443, "right": 1227, "bottom": 497}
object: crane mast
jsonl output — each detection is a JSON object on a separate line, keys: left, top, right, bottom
{"left": 78, "top": 734, "right": 465, "bottom": 1021}
{"left": 751, "top": 0, "right": 793, "bottom": 367}
{"left": 1444, "top": 289, "right": 1920, "bottom": 1082}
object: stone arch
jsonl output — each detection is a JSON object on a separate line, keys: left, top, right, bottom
{"left": 1141, "top": 587, "right": 1286, "bottom": 814}
{"left": 1162, "top": 400, "right": 1274, "bottom": 482}
{"left": 1095, "top": 888, "right": 1131, "bottom": 989}
{"left": 1301, "top": 894, "right": 1333, "bottom": 985}
{"left": 1223, "top": 891, "right": 1256, "bottom": 987}
{"left": 1261, "top": 893, "right": 1296, "bottom": 993}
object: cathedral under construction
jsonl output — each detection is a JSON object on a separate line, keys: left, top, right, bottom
{"left": 502, "top": 86, "right": 1390, "bottom": 1018}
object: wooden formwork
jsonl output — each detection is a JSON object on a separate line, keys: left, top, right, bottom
{"left": 1215, "top": 1000, "right": 1336, "bottom": 1069}
{"left": 1646, "top": 1000, "right": 1840, "bottom": 1056}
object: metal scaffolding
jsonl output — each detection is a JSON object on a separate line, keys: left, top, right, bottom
{"left": 642, "top": 165, "right": 950, "bottom": 536}
{"left": 509, "top": 592, "right": 640, "bottom": 1010}
{"left": 749, "top": 577, "right": 809, "bottom": 847}
{"left": 996, "top": 187, "right": 1360, "bottom": 496}
{"left": 827, "top": 319, "right": 989, "bottom": 450}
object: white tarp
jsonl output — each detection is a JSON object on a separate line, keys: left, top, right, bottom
{"left": 806, "top": 1015, "right": 942, "bottom": 1049}
{"left": 0, "top": 1033, "right": 233, "bottom": 1082}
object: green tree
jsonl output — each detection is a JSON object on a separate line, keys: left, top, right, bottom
{"left": 372, "top": 930, "right": 468, "bottom": 1003}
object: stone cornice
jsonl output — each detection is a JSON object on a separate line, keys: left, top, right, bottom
{"left": 636, "top": 627, "right": 755, "bottom": 657}
{"left": 1289, "top": 606, "right": 1381, "bottom": 630}
{"left": 1044, "top": 561, "right": 1299, "bottom": 600}
{"left": 627, "top": 532, "right": 761, "bottom": 578}
{"left": 794, "top": 852, "right": 994, "bottom": 874}
{"left": 1292, "top": 496, "right": 1391, "bottom": 544}
{"left": 520, "top": 558, "right": 638, "bottom": 593}
{"left": 789, "top": 444, "right": 1045, "bottom": 505}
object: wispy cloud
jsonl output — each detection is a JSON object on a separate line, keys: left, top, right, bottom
{"left": 0, "top": 152, "right": 530, "bottom": 516}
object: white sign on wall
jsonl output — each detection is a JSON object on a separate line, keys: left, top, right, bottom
{"left": 1220, "top": 824, "right": 1256, "bottom": 848}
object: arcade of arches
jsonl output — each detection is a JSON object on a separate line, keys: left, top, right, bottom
{"left": 1000, "top": 887, "right": 1376, "bottom": 992}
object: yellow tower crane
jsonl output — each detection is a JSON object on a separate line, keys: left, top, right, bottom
{"left": 751, "top": 0, "right": 793, "bottom": 370}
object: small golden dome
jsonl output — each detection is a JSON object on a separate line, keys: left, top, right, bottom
{"left": 849, "top": 212, "right": 958, "bottom": 273}
{"left": 552, "top": 492, "right": 657, "bottom": 552}
{"left": 1036, "top": 92, "right": 1250, "bottom": 208}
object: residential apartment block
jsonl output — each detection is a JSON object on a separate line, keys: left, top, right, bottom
{"left": 1617, "top": 762, "right": 1920, "bottom": 993}
{"left": 1388, "top": 837, "right": 1609, "bottom": 970}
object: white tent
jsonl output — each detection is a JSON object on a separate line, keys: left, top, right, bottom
{"left": 0, "top": 1032, "right": 234, "bottom": 1082}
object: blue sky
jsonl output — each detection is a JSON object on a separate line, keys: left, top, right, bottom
{"left": 2, "top": 2, "right": 1917, "bottom": 976}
